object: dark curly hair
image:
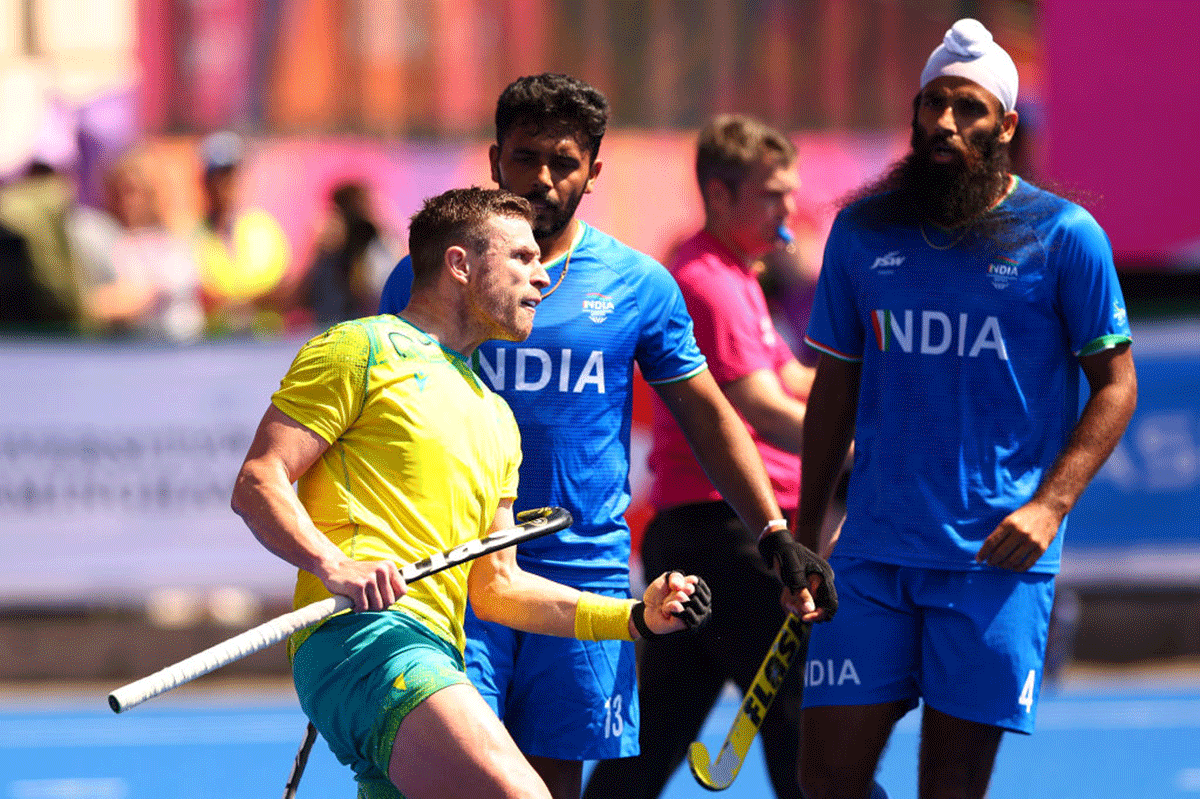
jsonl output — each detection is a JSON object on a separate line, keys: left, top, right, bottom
{"left": 495, "top": 73, "right": 609, "bottom": 160}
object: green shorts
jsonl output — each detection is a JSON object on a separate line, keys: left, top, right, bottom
{"left": 292, "top": 610, "right": 472, "bottom": 798}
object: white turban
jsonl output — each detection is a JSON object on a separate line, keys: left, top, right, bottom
{"left": 920, "top": 19, "right": 1018, "bottom": 113}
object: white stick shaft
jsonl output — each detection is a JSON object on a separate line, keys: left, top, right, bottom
{"left": 108, "top": 595, "right": 352, "bottom": 713}
{"left": 108, "top": 506, "right": 571, "bottom": 713}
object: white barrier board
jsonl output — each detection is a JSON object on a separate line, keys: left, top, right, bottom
{"left": 0, "top": 338, "right": 304, "bottom": 605}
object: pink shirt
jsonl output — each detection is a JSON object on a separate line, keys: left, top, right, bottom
{"left": 648, "top": 230, "right": 802, "bottom": 512}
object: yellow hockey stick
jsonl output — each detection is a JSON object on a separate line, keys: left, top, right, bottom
{"left": 687, "top": 613, "right": 809, "bottom": 791}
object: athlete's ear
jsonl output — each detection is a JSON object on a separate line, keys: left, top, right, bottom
{"left": 704, "top": 176, "right": 731, "bottom": 206}
{"left": 998, "top": 109, "right": 1019, "bottom": 145}
{"left": 584, "top": 158, "right": 602, "bottom": 194}
{"left": 489, "top": 143, "right": 502, "bottom": 186}
{"left": 446, "top": 245, "right": 471, "bottom": 285}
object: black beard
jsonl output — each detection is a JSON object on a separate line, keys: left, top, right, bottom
{"left": 901, "top": 124, "right": 1009, "bottom": 227}
{"left": 524, "top": 189, "right": 585, "bottom": 242}
{"left": 843, "top": 124, "right": 1011, "bottom": 233}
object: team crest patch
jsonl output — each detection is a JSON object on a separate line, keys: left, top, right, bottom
{"left": 1112, "top": 300, "right": 1128, "bottom": 325}
{"left": 987, "top": 256, "right": 1019, "bottom": 289}
{"left": 582, "top": 292, "right": 615, "bottom": 323}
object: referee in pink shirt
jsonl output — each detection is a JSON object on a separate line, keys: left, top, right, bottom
{"left": 584, "top": 114, "right": 821, "bottom": 799}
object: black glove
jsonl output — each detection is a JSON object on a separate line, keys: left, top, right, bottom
{"left": 632, "top": 575, "right": 712, "bottom": 639}
{"left": 757, "top": 529, "right": 838, "bottom": 619}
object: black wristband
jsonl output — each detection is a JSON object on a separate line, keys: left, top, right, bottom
{"left": 630, "top": 601, "right": 659, "bottom": 639}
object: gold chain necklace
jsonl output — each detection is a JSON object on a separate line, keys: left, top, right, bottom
{"left": 919, "top": 174, "right": 1015, "bottom": 251}
{"left": 540, "top": 237, "right": 576, "bottom": 299}
{"left": 919, "top": 220, "right": 970, "bottom": 251}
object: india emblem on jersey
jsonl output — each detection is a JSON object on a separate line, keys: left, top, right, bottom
{"left": 986, "top": 256, "right": 1019, "bottom": 290}
{"left": 582, "top": 292, "right": 615, "bottom": 323}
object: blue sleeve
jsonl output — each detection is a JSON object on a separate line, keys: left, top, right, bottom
{"left": 378, "top": 255, "right": 414, "bottom": 314}
{"left": 633, "top": 257, "right": 707, "bottom": 384}
{"left": 804, "top": 212, "right": 865, "bottom": 362}
{"left": 1052, "top": 206, "right": 1132, "bottom": 357}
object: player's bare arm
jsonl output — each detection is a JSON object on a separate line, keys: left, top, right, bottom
{"left": 231, "top": 404, "right": 406, "bottom": 610}
{"left": 977, "top": 343, "right": 1137, "bottom": 570}
{"left": 468, "top": 500, "right": 708, "bottom": 638}
{"left": 794, "top": 354, "right": 861, "bottom": 557}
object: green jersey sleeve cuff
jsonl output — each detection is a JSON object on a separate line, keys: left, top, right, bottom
{"left": 1077, "top": 334, "right": 1132, "bottom": 358}
{"left": 803, "top": 336, "right": 862, "bottom": 363}
{"left": 644, "top": 363, "right": 709, "bottom": 386}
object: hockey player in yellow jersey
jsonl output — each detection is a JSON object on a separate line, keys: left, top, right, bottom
{"left": 231, "top": 187, "right": 713, "bottom": 799}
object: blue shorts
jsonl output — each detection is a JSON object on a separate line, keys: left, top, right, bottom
{"left": 292, "top": 610, "right": 473, "bottom": 797}
{"left": 464, "top": 598, "right": 639, "bottom": 759}
{"left": 802, "top": 557, "right": 1054, "bottom": 734}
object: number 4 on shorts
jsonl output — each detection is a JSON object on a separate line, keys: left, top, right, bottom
{"left": 1019, "top": 669, "right": 1036, "bottom": 712}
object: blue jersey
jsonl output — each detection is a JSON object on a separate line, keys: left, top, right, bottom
{"left": 378, "top": 258, "right": 411, "bottom": 314}
{"left": 380, "top": 221, "right": 707, "bottom": 590}
{"left": 804, "top": 178, "right": 1131, "bottom": 573}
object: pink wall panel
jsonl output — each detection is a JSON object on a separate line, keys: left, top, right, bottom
{"left": 1042, "top": 1, "right": 1200, "bottom": 266}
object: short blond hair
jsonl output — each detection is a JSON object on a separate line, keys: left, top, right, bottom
{"left": 408, "top": 187, "right": 533, "bottom": 288}
{"left": 696, "top": 114, "right": 796, "bottom": 204}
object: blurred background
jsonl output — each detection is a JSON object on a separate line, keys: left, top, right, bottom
{"left": 1, "top": 0, "right": 1197, "bottom": 745}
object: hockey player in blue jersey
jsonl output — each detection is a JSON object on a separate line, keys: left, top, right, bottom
{"left": 793, "top": 19, "right": 1138, "bottom": 799}
{"left": 379, "top": 73, "right": 836, "bottom": 799}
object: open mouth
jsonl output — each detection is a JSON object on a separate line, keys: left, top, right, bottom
{"left": 929, "top": 140, "right": 959, "bottom": 161}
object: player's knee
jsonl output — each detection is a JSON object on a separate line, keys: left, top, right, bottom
{"left": 799, "top": 751, "right": 879, "bottom": 799}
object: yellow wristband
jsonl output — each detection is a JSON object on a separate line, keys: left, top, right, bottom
{"left": 574, "top": 592, "right": 636, "bottom": 642}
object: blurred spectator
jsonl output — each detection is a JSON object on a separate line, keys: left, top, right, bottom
{"left": 192, "top": 132, "right": 290, "bottom": 337}
{"left": 299, "top": 180, "right": 398, "bottom": 328}
{"left": 0, "top": 220, "right": 47, "bottom": 331}
{"left": 68, "top": 146, "right": 205, "bottom": 343}
{"left": 0, "top": 161, "right": 84, "bottom": 334}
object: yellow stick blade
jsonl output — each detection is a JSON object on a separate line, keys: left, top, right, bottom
{"left": 687, "top": 740, "right": 739, "bottom": 791}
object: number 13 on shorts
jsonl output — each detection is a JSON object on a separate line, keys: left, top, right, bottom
{"left": 603, "top": 693, "right": 625, "bottom": 738}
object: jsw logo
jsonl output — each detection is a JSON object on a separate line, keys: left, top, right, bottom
{"left": 871, "top": 251, "right": 906, "bottom": 269}
{"left": 477, "top": 348, "right": 607, "bottom": 393}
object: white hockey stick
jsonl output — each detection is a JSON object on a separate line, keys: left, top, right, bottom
{"left": 687, "top": 613, "right": 809, "bottom": 790}
{"left": 107, "top": 506, "right": 572, "bottom": 714}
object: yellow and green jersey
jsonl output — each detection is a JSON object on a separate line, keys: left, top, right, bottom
{"left": 273, "top": 314, "right": 521, "bottom": 655}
